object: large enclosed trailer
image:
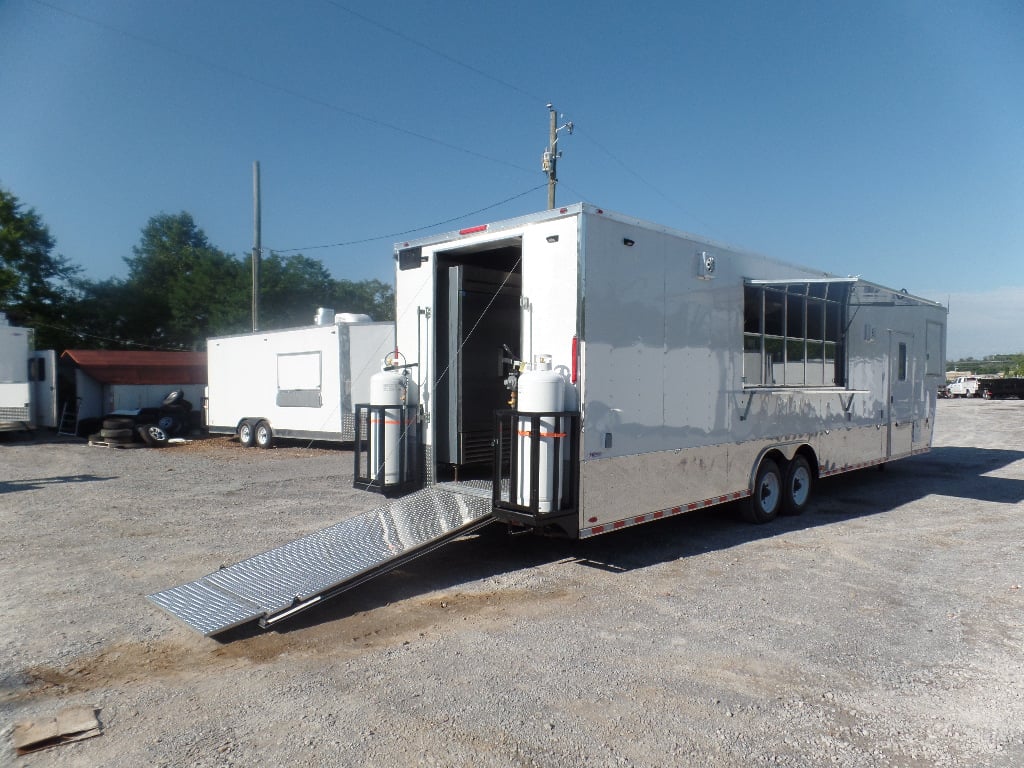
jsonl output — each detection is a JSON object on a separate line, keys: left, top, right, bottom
{"left": 0, "top": 313, "right": 56, "bottom": 433}
{"left": 151, "top": 205, "right": 947, "bottom": 635}
{"left": 387, "top": 204, "right": 947, "bottom": 536}
{"left": 205, "top": 312, "right": 394, "bottom": 448}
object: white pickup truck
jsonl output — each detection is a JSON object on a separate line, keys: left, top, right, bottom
{"left": 947, "top": 375, "right": 980, "bottom": 398}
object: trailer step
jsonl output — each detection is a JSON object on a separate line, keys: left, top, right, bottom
{"left": 148, "top": 485, "right": 494, "bottom": 636}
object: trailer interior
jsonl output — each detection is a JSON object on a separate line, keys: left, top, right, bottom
{"left": 431, "top": 238, "right": 522, "bottom": 482}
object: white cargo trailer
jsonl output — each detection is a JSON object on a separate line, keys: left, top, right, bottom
{"left": 152, "top": 205, "right": 948, "bottom": 636}
{"left": 0, "top": 313, "right": 57, "bottom": 433}
{"left": 205, "top": 312, "right": 394, "bottom": 447}
{"left": 386, "top": 203, "right": 948, "bottom": 535}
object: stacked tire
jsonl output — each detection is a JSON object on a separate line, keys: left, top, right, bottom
{"left": 92, "top": 417, "right": 138, "bottom": 448}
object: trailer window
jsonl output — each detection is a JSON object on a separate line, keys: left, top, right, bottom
{"left": 276, "top": 351, "right": 323, "bottom": 408}
{"left": 898, "top": 342, "right": 908, "bottom": 381}
{"left": 743, "top": 281, "right": 847, "bottom": 387}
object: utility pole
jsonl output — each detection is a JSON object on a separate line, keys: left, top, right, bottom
{"left": 252, "top": 161, "right": 261, "bottom": 332}
{"left": 542, "top": 103, "right": 573, "bottom": 209}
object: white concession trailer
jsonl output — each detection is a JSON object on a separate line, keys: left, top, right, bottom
{"left": 0, "top": 313, "right": 57, "bottom": 433}
{"left": 386, "top": 203, "right": 947, "bottom": 534}
{"left": 205, "top": 312, "right": 394, "bottom": 447}
{"left": 151, "top": 205, "right": 948, "bottom": 636}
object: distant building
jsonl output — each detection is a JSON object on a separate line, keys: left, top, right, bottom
{"left": 60, "top": 350, "right": 207, "bottom": 421}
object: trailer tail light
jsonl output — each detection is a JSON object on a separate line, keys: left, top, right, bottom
{"left": 459, "top": 224, "right": 487, "bottom": 235}
{"left": 571, "top": 335, "right": 578, "bottom": 383}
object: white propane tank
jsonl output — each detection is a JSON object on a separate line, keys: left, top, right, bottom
{"left": 516, "top": 353, "right": 566, "bottom": 512}
{"left": 369, "top": 369, "right": 407, "bottom": 486}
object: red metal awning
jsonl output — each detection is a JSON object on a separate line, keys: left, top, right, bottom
{"left": 61, "top": 350, "right": 207, "bottom": 385}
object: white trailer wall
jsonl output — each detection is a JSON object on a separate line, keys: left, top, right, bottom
{"left": 206, "top": 321, "right": 393, "bottom": 442}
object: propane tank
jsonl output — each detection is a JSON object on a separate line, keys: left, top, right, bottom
{"left": 369, "top": 368, "right": 407, "bottom": 486}
{"left": 516, "top": 353, "right": 566, "bottom": 512}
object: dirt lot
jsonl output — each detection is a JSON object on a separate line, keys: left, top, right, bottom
{"left": 2, "top": 399, "right": 1023, "bottom": 767}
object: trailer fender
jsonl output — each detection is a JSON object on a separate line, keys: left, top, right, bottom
{"left": 744, "top": 444, "right": 819, "bottom": 522}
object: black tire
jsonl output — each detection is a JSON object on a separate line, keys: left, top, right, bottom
{"left": 238, "top": 420, "right": 255, "bottom": 447}
{"left": 102, "top": 417, "right": 135, "bottom": 430}
{"left": 100, "top": 427, "right": 134, "bottom": 441}
{"left": 137, "top": 424, "right": 170, "bottom": 447}
{"left": 254, "top": 421, "right": 274, "bottom": 449}
{"left": 157, "top": 414, "right": 180, "bottom": 435}
{"left": 743, "top": 458, "right": 783, "bottom": 524}
{"left": 162, "top": 390, "right": 184, "bottom": 407}
{"left": 781, "top": 455, "right": 813, "bottom": 516}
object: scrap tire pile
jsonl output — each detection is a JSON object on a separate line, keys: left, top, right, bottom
{"left": 92, "top": 417, "right": 138, "bottom": 447}
{"left": 87, "top": 391, "right": 194, "bottom": 447}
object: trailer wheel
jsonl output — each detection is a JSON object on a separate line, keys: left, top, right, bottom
{"left": 744, "top": 458, "right": 782, "bottom": 524}
{"left": 781, "top": 455, "right": 813, "bottom": 516}
{"left": 254, "top": 421, "right": 274, "bottom": 449}
{"left": 238, "top": 420, "right": 255, "bottom": 447}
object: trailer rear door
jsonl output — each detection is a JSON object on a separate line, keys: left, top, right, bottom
{"left": 30, "top": 350, "right": 57, "bottom": 428}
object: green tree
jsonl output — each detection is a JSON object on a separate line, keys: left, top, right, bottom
{"left": 329, "top": 277, "right": 394, "bottom": 321}
{"left": 0, "top": 186, "right": 81, "bottom": 348}
{"left": 121, "top": 212, "right": 248, "bottom": 348}
{"left": 256, "top": 252, "right": 336, "bottom": 329}
{"left": 251, "top": 253, "right": 394, "bottom": 328}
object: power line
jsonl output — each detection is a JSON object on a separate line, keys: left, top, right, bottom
{"left": 272, "top": 183, "right": 546, "bottom": 253}
{"left": 28, "top": 0, "right": 535, "bottom": 175}
{"left": 320, "top": 1, "right": 546, "bottom": 105}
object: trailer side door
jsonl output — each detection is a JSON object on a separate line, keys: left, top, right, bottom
{"left": 887, "top": 330, "right": 914, "bottom": 458}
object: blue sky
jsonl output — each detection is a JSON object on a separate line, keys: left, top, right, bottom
{"left": 1, "top": 0, "right": 1021, "bottom": 360}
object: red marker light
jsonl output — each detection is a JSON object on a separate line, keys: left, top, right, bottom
{"left": 571, "top": 335, "right": 578, "bottom": 383}
{"left": 459, "top": 224, "right": 487, "bottom": 235}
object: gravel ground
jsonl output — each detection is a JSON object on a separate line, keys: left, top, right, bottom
{"left": 1, "top": 399, "right": 1023, "bottom": 767}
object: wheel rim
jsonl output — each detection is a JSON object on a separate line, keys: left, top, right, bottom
{"left": 758, "top": 471, "right": 780, "bottom": 514}
{"left": 148, "top": 426, "right": 168, "bottom": 441}
{"left": 789, "top": 464, "right": 811, "bottom": 506}
{"left": 257, "top": 426, "right": 269, "bottom": 444}
{"left": 240, "top": 424, "right": 251, "bottom": 441}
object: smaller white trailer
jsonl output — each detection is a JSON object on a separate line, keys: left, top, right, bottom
{"left": 0, "top": 313, "right": 57, "bottom": 433}
{"left": 205, "top": 311, "right": 394, "bottom": 447}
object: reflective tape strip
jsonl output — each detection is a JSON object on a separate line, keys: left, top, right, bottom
{"left": 517, "top": 430, "right": 568, "bottom": 438}
{"left": 580, "top": 491, "right": 750, "bottom": 539}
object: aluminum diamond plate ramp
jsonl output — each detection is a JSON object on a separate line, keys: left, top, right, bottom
{"left": 148, "top": 484, "right": 493, "bottom": 636}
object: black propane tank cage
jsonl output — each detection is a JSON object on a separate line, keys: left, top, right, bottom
{"left": 353, "top": 404, "right": 420, "bottom": 496}
{"left": 492, "top": 410, "right": 579, "bottom": 535}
